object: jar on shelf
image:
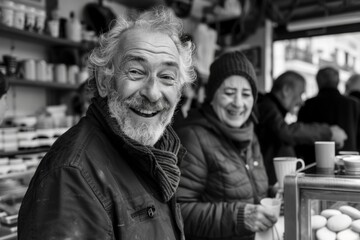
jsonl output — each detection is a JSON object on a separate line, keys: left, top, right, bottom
{"left": 24, "top": 59, "right": 36, "bottom": 80}
{"left": 13, "top": 3, "right": 26, "bottom": 30}
{"left": 25, "top": 6, "right": 36, "bottom": 31}
{"left": 66, "top": 11, "right": 81, "bottom": 42}
{"left": 36, "top": 60, "right": 46, "bottom": 81}
{"left": 67, "top": 65, "right": 79, "bottom": 85}
{"left": 34, "top": 8, "right": 46, "bottom": 33}
{"left": 55, "top": 64, "right": 66, "bottom": 83}
{"left": 0, "top": 0, "right": 15, "bottom": 27}
{"left": 45, "top": 63, "right": 54, "bottom": 82}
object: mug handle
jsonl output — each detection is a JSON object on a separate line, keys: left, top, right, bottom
{"left": 296, "top": 158, "right": 305, "bottom": 172}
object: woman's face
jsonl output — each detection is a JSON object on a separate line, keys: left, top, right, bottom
{"left": 211, "top": 75, "right": 254, "bottom": 128}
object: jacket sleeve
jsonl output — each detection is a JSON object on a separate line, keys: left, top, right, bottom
{"left": 176, "top": 127, "right": 251, "bottom": 239}
{"left": 18, "top": 167, "right": 112, "bottom": 240}
{"left": 258, "top": 101, "right": 332, "bottom": 145}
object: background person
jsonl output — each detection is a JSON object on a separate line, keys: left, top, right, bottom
{"left": 346, "top": 73, "right": 360, "bottom": 101}
{"left": 18, "top": 7, "right": 196, "bottom": 240}
{"left": 256, "top": 71, "right": 347, "bottom": 185}
{"left": 297, "top": 67, "right": 360, "bottom": 162}
{"left": 175, "top": 51, "right": 277, "bottom": 240}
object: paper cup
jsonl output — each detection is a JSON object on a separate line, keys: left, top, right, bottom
{"left": 261, "top": 198, "right": 282, "bottom": 219}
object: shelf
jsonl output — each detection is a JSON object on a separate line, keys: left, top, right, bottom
{"left": 0, "top": 170, "right": 36, "bottom": 181}
{"left": 0, "top": 233, "right": 16, "bottom": 240}
{"left": 8, "top": 78, "right": 78, "bottom": 91}
{"left": 0, "top": 148, "right": 49, "bottom": 158}
{"left": 0, "top": 24, "right": 82, "bottom": 48}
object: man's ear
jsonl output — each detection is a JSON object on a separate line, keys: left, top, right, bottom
{"left": 95, "top": 70, "right": 108, "bottom": 97}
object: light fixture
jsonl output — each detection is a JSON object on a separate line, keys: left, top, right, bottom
{"left": 287, "top": 12, "right": 360, "bottom": 32}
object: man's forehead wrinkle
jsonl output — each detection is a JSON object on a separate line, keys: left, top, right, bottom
{"left": 119, "top": 51, "right": 180, "bottom": 70}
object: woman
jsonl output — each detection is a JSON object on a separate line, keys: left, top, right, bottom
{"left": 0, "top": 72, "right": 9, "bottom": 124}
{"left": 175, "top": 51, "right": 277, "bottom": 240}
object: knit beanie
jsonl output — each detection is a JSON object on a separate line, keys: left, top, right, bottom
{"left": 204, "top": 51, "right": 258, "bottom": 103}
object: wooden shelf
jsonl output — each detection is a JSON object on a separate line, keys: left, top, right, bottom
{"left": 0, "top": 148, "right": 49, "bottom": 158}
{"left": 0, "top": 233, "right": 16, "bottom": 240}
{"left": 8, "top": 78, "right": 78, "bottom": 91}
{"left": 0, "top": 170, "right": 36, "bottom": 181}
{"left": 0, "top": 24, "right": 82, "bottom": 48}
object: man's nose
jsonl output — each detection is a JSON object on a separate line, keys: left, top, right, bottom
{"left": 139, "top": 77, "right": 162, "bottom": 103}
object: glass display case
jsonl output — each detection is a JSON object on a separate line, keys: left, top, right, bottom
{"left": 284, "top": 163, "right": 360, "bottom": 240}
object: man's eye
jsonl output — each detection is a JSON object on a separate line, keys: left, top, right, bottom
{"left": 128, "top": 69, "right": 143, "bottom": 75}
{"left": 127, "top": 69, "right": 145, "bottom": 80}
{"left": 160, "top": 74, "right": 177, "bottom": 85}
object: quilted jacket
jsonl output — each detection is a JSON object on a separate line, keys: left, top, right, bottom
{"left": 175, "top": 107, "right": 268, "bottom": 240}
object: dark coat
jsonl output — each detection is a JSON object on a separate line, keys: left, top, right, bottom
{"left": 18, "top": 102, "right": 185, "bottom": 240}
{"left": 175, "top": 107, "right": 268, "bottom": 240}
{"left": 297, "top": 88, "right": 360, "bottom": 163}
{"left": 256, "top": 93, "right": 332, "bottom": 184}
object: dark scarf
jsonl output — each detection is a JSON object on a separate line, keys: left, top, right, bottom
{"left": 201, "top": 103, "right": 254, "bottom": 151}
{"left": 92, "top": 96, "right": 183, "bottom": 202}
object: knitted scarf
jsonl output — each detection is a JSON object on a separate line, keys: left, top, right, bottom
{"left": 92, "top": 96, "right": 183, "bottom": 202}
{"left": 201, "top": 104, "right": 254, "bottom": 151}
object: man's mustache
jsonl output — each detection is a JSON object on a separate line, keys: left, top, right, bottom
{"left": 124, "top": 96, "right": 170, "bottom": 112}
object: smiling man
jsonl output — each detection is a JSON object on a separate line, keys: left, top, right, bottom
{"left": 18, "top": 7, "right": 196, "bottom": 240}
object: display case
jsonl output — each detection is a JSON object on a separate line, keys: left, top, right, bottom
{"left": 284, "top": 163, "right": 360, "bottom": 240}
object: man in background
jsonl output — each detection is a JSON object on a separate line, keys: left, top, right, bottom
{"left": 18, "top": 7, "right": 196, "bottom": 240}
{"left": 346, "top": 73, "right": 360, "bottom": 101}
{"left": 256, "top": 71, "right": 347, "bottom": 186}
{"left": 297, "top": 67, "right": 360, "bottom": 162}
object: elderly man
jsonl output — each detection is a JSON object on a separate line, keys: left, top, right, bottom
{"left": 256, "top": 71, "right": 347, "bottom": 186}
{"left": 18, "top": 7, "right": 196, "bottom": 240}
{"left": 346, "top": 73, "right": 360, "bottom": 101}
{"left": 297, "top": 67, "right": 360, "bottom": 162}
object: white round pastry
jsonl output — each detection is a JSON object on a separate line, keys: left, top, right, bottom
{"left": 326, "top": 214, "right": 352, "bottom": 232}
{"left": 311, "top": 215, "right": 327, "bottom": 230}
{"left": 337, "top": 228, "right": 359, "bottom": 240}
{"left": 339, "top": 205, "right": 360, "bottom": 220}
{"left": 316, "top": 227, "right": 336, "bottom": 240}
{"left": 320, "top": 209, "right": 341, "bottom": 218}
{"left": 351, "top": 219, "right": 360, "bottom": 233}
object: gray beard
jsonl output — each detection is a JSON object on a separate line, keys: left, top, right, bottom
{"left": 107, "top": 90, "right": 177, "bottom": 146}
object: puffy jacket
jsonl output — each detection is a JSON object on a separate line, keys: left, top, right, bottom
{"left": 18, "top": 101, "right": 185, "bottom": 240}
{"left": 175, "top": 107, "right": 268, "bottom": 240}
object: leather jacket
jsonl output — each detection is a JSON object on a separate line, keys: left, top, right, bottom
{"left": 18, "top": 101, "right": 185, "bottom": 240}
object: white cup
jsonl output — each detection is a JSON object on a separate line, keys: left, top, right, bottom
{"left": 1, "top": 1, "right": 15, "bottom": 27}
{"left": 48, "top": 20, "right": 59, "bottom": 38}
{"left": 315, "top": 141, "right": 335, "bottom": 173}
{"left": 273, "top": 157, "right": 305, "bottom": 189}
{"left": 260, "top": 198, "right": 282, "bottom": 219}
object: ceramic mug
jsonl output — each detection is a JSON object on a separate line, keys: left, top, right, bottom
{"left": 273, "top": 157, "right": 305, "bottom": 189}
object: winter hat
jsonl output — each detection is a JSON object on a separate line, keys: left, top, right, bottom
{"left": 204, "top": 51, "right": 258, "bottom": 103}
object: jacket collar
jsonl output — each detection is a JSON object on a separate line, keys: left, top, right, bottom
{"left": 86, "top": 96, "right": 183, "bottom": 202}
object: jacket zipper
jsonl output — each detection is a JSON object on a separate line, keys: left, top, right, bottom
{"left": 131, "top": 205, "right": 156, "bottom": 219}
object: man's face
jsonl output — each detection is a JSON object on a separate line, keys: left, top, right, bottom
{"left": 107, "top": 29, "right": 181, "bottom": 146}
{"left": 284, "top": 81, "right": 305, "bottom": 112}
{"left": 211, "top": 76, "right": 254, "bottom": 128}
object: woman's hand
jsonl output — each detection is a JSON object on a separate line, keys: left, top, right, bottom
{"left": 244, "top": 204, "right": 278, "bottom": 232}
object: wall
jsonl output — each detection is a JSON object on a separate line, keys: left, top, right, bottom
{"left": 224, "top": 20, "right": 273, "bottom": 93}
{"left": 0, "top": 0, "right": 127, "bottom": 119}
